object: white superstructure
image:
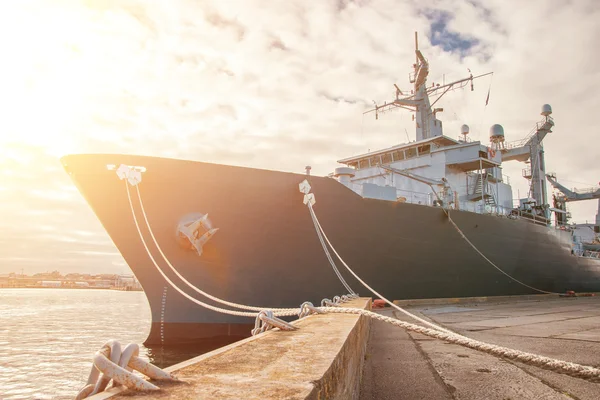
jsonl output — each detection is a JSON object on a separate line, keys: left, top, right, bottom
{"left": 333, "top": 32, "right": 554, "bottom": 220}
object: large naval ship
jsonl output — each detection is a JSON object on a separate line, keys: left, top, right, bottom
{"left": 62, "top": 35, "right": 600, "bottom": 345}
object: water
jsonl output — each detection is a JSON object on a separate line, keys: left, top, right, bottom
{"left": 0, "top": 289, "right": 205, "bottom": 400}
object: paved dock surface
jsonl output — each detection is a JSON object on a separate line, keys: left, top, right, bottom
{"left": 360, "top": 296, "right": 600, "bottom": 400}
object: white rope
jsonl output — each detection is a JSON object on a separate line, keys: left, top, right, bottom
{"left": 380, "top": 167, "right": 558, "bottom": 295}
{"left": 446, "top": 213, "right": 555, "bottom": 294}
{"left": 76, "top": 340, "right": 176, "bottom": 399}
{"left": 133, "top": 184, "right": 300, "bottom": 313}
{"left": 306, "top": 192, "right": 600, "bottom": 383}
{"left": 125, "top": 181, "right": 298, "bottom": 318}
{"left": 307, "top": 201, "right": 455, "bottom": 335}
{"left": 308, "top": 201, "right": 357, "bottom": 295}
{"left": 320, "top": 307, "right": 600, "bottom": 384}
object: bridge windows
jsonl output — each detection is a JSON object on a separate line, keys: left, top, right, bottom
{"left": 351, "top": 143, "right": 432, "bottom": 170}
{"left": 369, "top": 155, "right": 381, "bottom": 166}
{"left": 392, "top": 150, "right": 405, "bottom": 162}
{"left": 418, "top": 144, "right": 431, "bottom": 155}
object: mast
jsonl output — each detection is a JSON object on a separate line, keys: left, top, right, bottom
{"left": 415, "top": 31, "right": 418, "bottom": 65}
{"left": 365, "top": 32, "right": 491, "bottom": 142}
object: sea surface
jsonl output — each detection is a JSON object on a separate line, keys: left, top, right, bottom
{"left": 0, "top": 288, "right": 205, "bottom": 400}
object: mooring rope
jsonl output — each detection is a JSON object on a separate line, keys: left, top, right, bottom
{"left": 305, "top": 192, "right": 600, "bottom": 383}
{"left": 307, "top": 201, "right": 455, "bottom": 335}
{"left": 132, "top": 180, "right": 358, "bottom": 313}
{"left": 308, "top": 199, "right": 357, "bottom": 296}
{"left": 133, "top": 184, "right": 300, "bottom": 313}
{"left": 384, "top": 171, "right": 558, "bottom": 295}
{"left": 425, "top": 178, "right": 558, "bottom": 295}
{"left": 319, "top": 307, "right": 600, "bottom": 384}
{"left": 125, "top": 181, "right": 298, "bottom": 318}
{"left": 445, "top": 213, "right": 555, "bottom": 294}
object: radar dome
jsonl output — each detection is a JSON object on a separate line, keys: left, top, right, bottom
{"left": 541, "top": 104, "right": 552, "bottom": 116}
{"left": 489, "top": 124, "right": 505, "bottom": 143}
{"left": 461, "top": 124, "right": 470, "bottom": 135}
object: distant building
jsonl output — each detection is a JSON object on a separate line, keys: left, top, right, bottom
{"left": 116, "top": 275, "right": 142, "bottom": 290}
{"left": 41, "top": 281, "right": 61, "bottom": 287}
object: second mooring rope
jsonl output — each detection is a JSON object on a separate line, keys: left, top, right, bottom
{"left": 307, "top": 201, "right": 455, "bottom": 335}
{"left": 320, "top": 306, "right": 600, "bottom": 384}
{"left": 305, "top": 191, "right": 600, "bottom": 384}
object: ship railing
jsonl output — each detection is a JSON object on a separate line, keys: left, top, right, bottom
{"left": 508, "top": 208, "right": 550, "bottom": 227}
{"left": 571, "top": 186, "right": 600, "bottom": 195}
{"left": 581, "top": 250, "right": 600, "bottom": 259}
{"left": 555, "top": 223, "right": 573, "bottom": 232}
{"left": 476, "top": 204, "right": 513, "bottom": 217}
{"left": 345, "top": 182, "right": 434, "bottom": 206}
{"left": 395, "top": 189, "right": 432, "bottom": 206}
{"left": 504, "top": 116, "right": 554, "bottom": 149}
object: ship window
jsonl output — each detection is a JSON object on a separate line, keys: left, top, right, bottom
{"left": 359, "top": 159, "right": 369, "bottom": 169}
{"left": 381, "top": 153, "right": 392, "bottom": 164}
{"left": 369, "top": 156, "right": 381, "bottom": 167}
{"left": 418, "top": 144, "right": 431, "bottom": 155}
{"left": 406, "top": 147, "right": 417, "bottom": 158}
{"left": 392, "top": 150, "right": 405, "bottom": 161}
{"left": 479, "top": 150, "right": 487, "bottom": 159}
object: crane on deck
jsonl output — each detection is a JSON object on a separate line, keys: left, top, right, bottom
{"left": 546, "top": 173, "right": 600, "bottom": 230}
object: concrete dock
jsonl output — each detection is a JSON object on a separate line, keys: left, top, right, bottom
{"left": 360, "top": 296, "right": 600, "bottom": 399}
{"left": 86, "top": 295, "right": 600, "bottom": 399}
{"left": 91, "top": 297, "right": 371, "bottom": 400}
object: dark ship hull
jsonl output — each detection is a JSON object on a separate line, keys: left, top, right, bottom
{"left": 62, "top": 154, "right": 600, "bottom": 345}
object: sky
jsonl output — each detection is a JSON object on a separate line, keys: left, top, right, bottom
{"left": 0, "top": 0, "right": 599, "bottom": 275}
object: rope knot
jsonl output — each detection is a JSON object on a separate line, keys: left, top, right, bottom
{"left": 298, "top": 301, "right": 324, "bottom": 318}
{"left": 251, "top": 310, "right": 298, "bottom": 336}
{"left": 321, "top": 298, "right": 338, "bottom": 307}
{"left": 76, "top": 340, "right": 175, "bottom": 399}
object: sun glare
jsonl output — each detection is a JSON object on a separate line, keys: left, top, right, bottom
{"left": 0, "top": 2, "right": 103, "bottom": 156}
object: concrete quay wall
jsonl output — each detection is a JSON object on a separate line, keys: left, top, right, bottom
{"left": 90, "top": 297, "right": 371, "bottom": 400}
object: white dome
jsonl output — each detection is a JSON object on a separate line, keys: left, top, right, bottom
{"left": 489, "top": 124, "right": 505, "bottom": 143}
{"left": 490, "top": 124, "right": 504, "bottom": 138}
{"left": 541, "top": 104, "right": 552, "bottom": 116}
{"left": 461, "top": 124, "right": 470, "bottom": 135}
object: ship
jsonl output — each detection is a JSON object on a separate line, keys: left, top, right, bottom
{"left": 62, "top": 33, "right": 600, "bottom": 345}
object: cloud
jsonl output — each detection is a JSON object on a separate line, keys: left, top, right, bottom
{"left": 422, "top": 9, "right": 480, "bottom": 56}
{"left": 1, "top": 0, "right": 599, "bottom": 274}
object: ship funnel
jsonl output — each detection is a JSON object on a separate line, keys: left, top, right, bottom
{"left": 489, "top": 124, "right": 505, "bottom": 143}
{"left": 541, "top": 104, "right": 552, "bottom": 117}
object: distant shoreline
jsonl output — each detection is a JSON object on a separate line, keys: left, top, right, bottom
{"left": 0, "top": 286, "right": 143, "bottom": 291}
